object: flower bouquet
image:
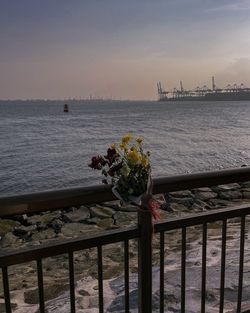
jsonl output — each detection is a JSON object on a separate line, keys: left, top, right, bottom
{"left": 88, "top": 134, "right": 159, "bottom": 219}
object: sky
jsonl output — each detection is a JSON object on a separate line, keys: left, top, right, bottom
{"left": 0, "top": 0, "right": 250, "bottom": 100}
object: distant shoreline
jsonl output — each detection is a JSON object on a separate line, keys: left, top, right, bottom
{"left": 0, "top": 99, "right": 155, "bottom": 103}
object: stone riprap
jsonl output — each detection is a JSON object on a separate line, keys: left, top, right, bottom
{"left": 0, "top": 182, "right": 250, "bottom": 312}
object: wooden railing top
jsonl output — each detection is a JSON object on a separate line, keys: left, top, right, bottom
{"left": 0, "top": 167, "right": 250, "bottom": 217}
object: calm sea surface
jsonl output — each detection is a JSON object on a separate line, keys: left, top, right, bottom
{"left": 0, "top": 100, "right": 250, "bottom": 196}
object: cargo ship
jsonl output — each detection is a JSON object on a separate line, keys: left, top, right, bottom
{"left": 157, "top": 77, "right": 250, "bottom": 101}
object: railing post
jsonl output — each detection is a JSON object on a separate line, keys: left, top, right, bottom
{"left": 138, "top": 207, "right": 153, "bottom": 313}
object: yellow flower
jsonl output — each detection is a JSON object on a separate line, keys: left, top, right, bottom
{"left": 127, "top": 149, "right": 140, "bottom": 165}
{"left": 122, "top": 133, "right": 132, "bottom": 145}
{"left": 136, "top": 137, "right": 143, "bottom": 144}
{"left": 120, "top": 143, "right": 126, "bottom": 150}
{"left": 110, "top": 144, "right": 116, "bottom": 149}
{"left": 141, "top": 155, "right": 149, "bottom": 167}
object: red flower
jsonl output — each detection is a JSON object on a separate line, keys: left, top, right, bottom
{"left": 108, "top": 161, "right": 123, "bottom": 177}
{"left": 105, "top": 148, "right": 119, "bottom": 166}
{"left": 88, "top": 155, "right": 107, "bottom": 170}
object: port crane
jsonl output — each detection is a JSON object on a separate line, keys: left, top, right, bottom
{"left": 157, "top": 77, "right": 250, "bottom": 101}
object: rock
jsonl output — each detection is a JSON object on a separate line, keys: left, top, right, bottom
{"left": 0, "top": 302, "right": 17, "bottom": 312}
{"left": 24, "top": 284, "right": 69, "bottom": 304}
{"left": 88, "top": 296, "right": 99, "bottom": 308}
{"left": 10, "top": 214, "right": 28, "bottom": 225}
{"left": 108, "top": 288, "right": 161, "bottom": 312}
{"left": 96, "top": 218, "right": 115, "bottom": 229}
{"left": 103, "top": 264, "right": 124, "bottom": 280}
{"left": 109, "top": 273, "right": 138, "bottom": 294}
{"left": 194, "top": 191, "right": 217, "bottom": 201}
{"left": 153, "top": 290, "right": 180, "bottom": 312}
{"left": 62, "top": 206, "right": 90, "bottom": 223}
{"left": 240, "top": 181, "right": 250, "bottom": 188}
{"left": 113, "top": 211, "right": 137, "bottom": 227}
{"left": 219, "top": 190, "right": 242, "bottom": 200}
{"left": 242, "top": 188, "right": 250, "bottom": 199}
{"left": 78, "top": 289, "right": 90, "bottom": 296}
{"left": 168, "top": 190, "right": 193, "bottom": 198}
{"left": 13, "top": 224, "right": 37, "bottom": 240}
{"left": 169, "top": 203, "right": 190, "bottom": 212}
{"left": 89, "top": 206, "right": 115, "bottom": 219}
{"left": 193, "top": 199, "right": 214, "bottom": 210}
{"left": 0, "top": 232, "right": 22, "bottom": 248}
{"left": 103, "top": 245, "right": 124, "bottom": 262}
{"left": 158, "top": 209, "right": 169, "bottom": 220}
{"left": 101, "top": 201, "right": 121, "bottom": 210}
{"left": 36, "top": 222, "right": 48, "bottom": 231}
{"left": 17, "top": 224, "right": 37, "bottom": 232}
{"left": 239, "top": 304, "right": 250, "bottom": 313}
{"left": 212, "top": 183, "right": 241, "bottom": 192}
{"left": 85, "top": 217, "right": 101, "bottom": 224}
{"left": 190, "top": 202, "right": 205, "bottom": 212}
{"left": 0, "top": 219, "right": 20, "bottom": 237}
{"left": 153, "top": 194, "right": 166, "bottom": 205}
{"left": 60, "top": 223, "right": 101, "bottom": 237}
{"left": 108, "top": 289, "right": 138, "bottom": 311}
{"left": 61, "top": 214, "right": 72, "bottom": 223}
{"left": 159, "top": 202, "right": 173, "bottom": 212}
{"left": 168, "top": 197, "right": 194, "bottom": 208}
{"left": 27, "top": 211, "right": 61, "bottom": 226}
{"left": 208, "top": 198, "right": 234, "bottom": 208}
{"left": 118, "top": 205, "right": 137, "bottom": 212}
{"left": 13, "top": 228, "right": 28, "bottom": 237}
{"left": 48, "top": 218, "right": 64, "bottom": 233}
{"left": 32, "top": 228, "right": 56, "bottom": 241}
{"left": 77, "top": 296, "right": 90, "bottom": 309}
{"left": 224, "top": 284, "right": 250, "bottom": 302}
{"left": 193, "top": 187, "right": 214, "bottom": 192}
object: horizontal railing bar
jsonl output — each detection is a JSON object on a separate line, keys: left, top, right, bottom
{"left": 0, "top": 204, "right": 249, "bottom": 268}
{"left": 0, "top": 167, "right": 250, "bottom": 217}
{"left": 154, "top": 204, "right": 250, "bottom": 233}
{"left": 0, "top": 227, "right": 139, "bottom": 267}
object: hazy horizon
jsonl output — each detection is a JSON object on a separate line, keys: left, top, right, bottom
{"left": 1, "top": 0, "right": 250, "bottom": 100}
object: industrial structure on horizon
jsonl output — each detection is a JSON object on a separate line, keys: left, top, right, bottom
{"left": 157, "top": 77, "right": 250, "bottom": 101}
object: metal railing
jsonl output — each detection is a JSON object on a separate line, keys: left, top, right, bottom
{"left": 0, "top": 167, "right": 250, "bottom": 313}
{"left": 154, "top": 204, "right": 249, "bottom": 313}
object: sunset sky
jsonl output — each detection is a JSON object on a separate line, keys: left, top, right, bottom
{"left": 1, "top": 0, "right": 250, "bottom": 100}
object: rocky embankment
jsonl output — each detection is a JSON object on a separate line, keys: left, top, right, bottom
{"left": 0, "top": 182, "right": 250, "bottom": 312}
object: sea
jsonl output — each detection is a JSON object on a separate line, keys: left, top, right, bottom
{"left": 0, "top": 100, "right": 250, "bottom": 197}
